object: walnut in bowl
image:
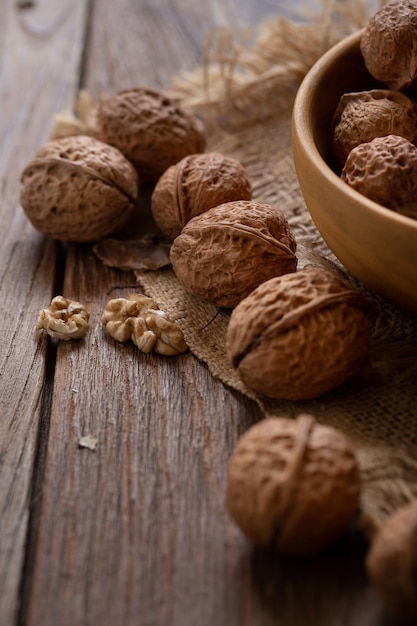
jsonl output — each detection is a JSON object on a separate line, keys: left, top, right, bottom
{"left": 292, "top": 29, "right": 417, "bottom": 314}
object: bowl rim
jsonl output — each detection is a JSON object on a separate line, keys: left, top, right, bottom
{"left": 292, "top": 28, "right": 417, "bottom": 233}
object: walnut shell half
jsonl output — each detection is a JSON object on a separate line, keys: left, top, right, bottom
{"left": 151, "top": 152, "right": 252, "bottom": 240}
{"left": 226, "top": 268, "right": 371, "bottom": 400}
{"left": 94, "top": 87, "right": 206, "bottom": 185}
{"left": 20, "top": 135, "right": 139, "bottom": 242}
{"left": 226, "top": 415, "right": 361, "bottom": 554}
{"left": 170, "top": 200, "right": 297, "bottom": 308}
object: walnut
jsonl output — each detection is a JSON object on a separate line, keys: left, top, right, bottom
{"left": 365, "top": 500, "right": 417, "bottom": 621}
{"left": 94, "top": 87, "right": 206, "bottom": 185}
{"left": 332, "top": 89, "right": 417, "bottom": 169}
{"left": 361, "top": 0, "right": 417, "bottom": 91}
{"left": 20, "top": 135, "right": 139, "bottom": 242}
{"left": 226, "top": 415, "right": 361, "bottom": 554}
{"left": 151, "top": 152, "right": 252, "bottom": 240}
{"left": 226, "top": 268, "right": 371, "bottom": 400}
{"left": 170, "top": 200, "right": 297, "bottom": 308}
{"left": 102, "top": 293, "right": 187, "bottom": 356}
{"left": 341, "top": 134, "right": 417, "bottom": 219}
{"left": 36, "top": 295, "right": 89, "bottom": 340}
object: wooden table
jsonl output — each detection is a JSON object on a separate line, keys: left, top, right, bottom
{"left": 0, "top": 1, "right": 404, "bottom": 625}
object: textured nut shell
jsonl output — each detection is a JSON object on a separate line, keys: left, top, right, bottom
{"left": 332, "top": 90, "right": 417, "bottom": 169}
{"left": 360, "top": 0, "right": 417, "bottom": 91}
{"left": 151, "top": 152, "right": 252, "bottom": 240}
{"left": 95, "top": 87, "right": 206, "bottom": 184}
{"left": 341, "top": 134, "right": 417, "bottom": 219}
{"left": 226, "top": 415, "right": 361, "bottom": 554}
{"left": 20, "top": 135, "right": 138, "bottom": 242}
{"left": 366, "top": 500, "right": 417, "bottom": 620}
{"left": 170, "top": 200, "right": 297, "bottom": 308}
{"left": 226, "top": 268, "right": 370, "bottom": 400}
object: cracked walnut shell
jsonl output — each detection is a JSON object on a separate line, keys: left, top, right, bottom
{"left": 94, "top": 87, "right": 206, "bottom": 185}
{"left": 20, "top": 135, "right": 139, "bottom": 242}
{"left": 151, "top": 152, "right": 252, "bottom": 240}
{"left": 170, "top": 200, "right": 297, "bottom": 308}
{"left": 226, "top": 415, "right": 361, "bottom": 554}
{"left": 361, "top": 0, "right": 417, "bottom": 91}
{"left": 226, "top": 268, "right": 371, "bottom": 400}
{"left": 341, "top": 134, "right": 417, "bottom": 219}
{"left": 332, "top": 89, "right": 417, "bottom": 169}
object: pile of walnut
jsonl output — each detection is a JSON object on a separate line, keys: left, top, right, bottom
{"left": 226, "top": 414, "right": 417, "bottom": 622}
{"left": 333, "top": 0, "right": 417, "bottom": 220}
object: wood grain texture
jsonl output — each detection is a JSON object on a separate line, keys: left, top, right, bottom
{"left": 0, "top": 1, "right": 89, "bottom": 624}
{"left": 0, "top": 0, "right": 404, "bottom": 625}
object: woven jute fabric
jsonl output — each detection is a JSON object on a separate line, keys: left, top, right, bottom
{"left": 136, "top": 0, "right": 417, "bottom": 525}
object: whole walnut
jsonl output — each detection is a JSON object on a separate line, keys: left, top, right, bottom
{"left": 20, "top": 135, "right": 138, "bottom": 242}
{"left": 341, "top": 134, "right": 417, "bottom": 219}
{"left": 170, "top": 200, "right": 297, "bottom": 308}
{"left": 226, "top": 415, "right": 361, "bottom": 554}
{"left": 366, "top": 500, "right": 417, "bottom": 621}
{"left": 361, "top": 0, "right": 417, "bottom": 91}
{"left": 226, "top": 268, "right": 371, "bottom": 400}
{"left": 151, "top": 152, "right": 252, "bottom": 240}
{"left": 94, "top": 87, "right": 206, "bottom": 185}
{"left": 332, "top": 89, "right": 417, "bottom": 169}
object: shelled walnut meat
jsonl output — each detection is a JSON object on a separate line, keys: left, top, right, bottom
{"left": 226, "top": 268, "right": 371, "bottom": 401}
{"left": 94, "top": 87, "right": 206, "bottom": 185}
{"left": 170, "top": 200, "right": 297, "bottom": 308}
{"left": 36, "top": 295, "right": 90, "bottom": 340}
{"left": 226, "top": 415, "right": 361, "bottom": 554}
{"left": 341, "top": 134, "right": 417, "bottom": 219}
{"left": 20, "top": 135, "right": 139, "bottom": 242}
{"left": 361, "top": 0, "right": 417, "bottom": 92}
{"left": 151, "top": 152, "right": 252, "bottom": 240}
{"left": 332, "top": 89, "right": 417, "bottom": 169}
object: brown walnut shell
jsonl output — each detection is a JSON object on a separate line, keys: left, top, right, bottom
{"left": 226, "top": 415, "right": 361, "bottom": 554}
{"left": 341, "top": 134, "right": 417, "bottom": 219}
{"left": 332, "top": 89, "right": 417, "bottom": 169}
{"left": 20, "top": 135, "right": 138, "bottom": 242}
{"left": 94, "top": 87, "right": 206, "bottom": 185}
{"left": 226, "top": 268, "right": 371, "bottom": 400}
{"left": 170, "top": 200, "right": 297, "bottom": 308}
{"left": 366, "top": 500, "right": 417, "bottom": 621}
{"left": 151, "top": 152, "right": 252, "bottom": 240}
{"left": 360, "top": 0, "right": 417, "bottom": 91}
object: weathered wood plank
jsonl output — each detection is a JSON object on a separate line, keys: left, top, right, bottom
{"left": 19, "top": 1, "right": 389, "bottom": 625}
{"left": 0, "top": 1, "right": 90, "bottom": 624}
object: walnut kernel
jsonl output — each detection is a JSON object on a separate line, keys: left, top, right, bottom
{"left": 170, "top": 200, "right": 297, "bottom": 308}
{"left": 341, "top": 134, "right": 417, "bottom": 219}
{"left": 36, "top": 295, "right": 90, "bottom": 340}
{"left": 94, "top": 87, "right": 206, "bottom": 185}
{"left": 102, "top": 293, "right": 187, "bottom": 356}
{"left": 20, "top": 135, "right": 139, "bottom": 242}
{"left": 226, "top": 268, "right": 371, "bottom": 400}
{"left": 226, "top": 415, "right": 361, "bottom": 554}
{"left": 151, "top": 152, "right": 252, "bottom": 240}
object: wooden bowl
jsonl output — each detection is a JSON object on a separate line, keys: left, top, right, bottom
{"left": 292, "top": 29, "right": 417, "bottom": 315}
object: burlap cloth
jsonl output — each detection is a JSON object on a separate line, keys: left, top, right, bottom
{"left": 135, "top": 0, "right": 417, "bottom": 526}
